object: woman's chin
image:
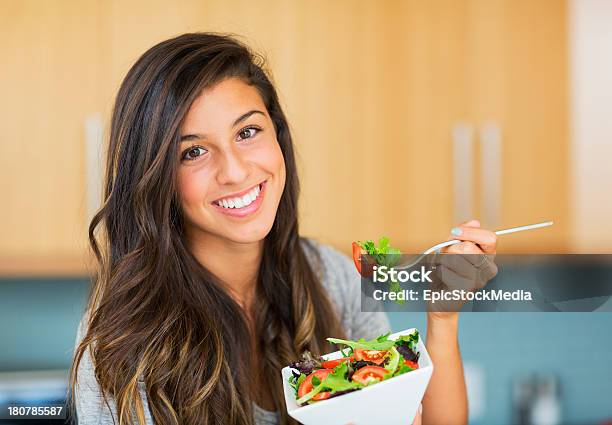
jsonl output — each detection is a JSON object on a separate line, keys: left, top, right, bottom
{"left": 215, "top": 220, "right": 275, "bottom": 245}
{"left": 224, "top": 229, "right": 271, "bottom": 245}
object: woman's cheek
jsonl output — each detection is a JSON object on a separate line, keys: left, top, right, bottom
{"left": 259, "top": 138, "right": 285, "bottom": 181}
{"left": 178, "top": 168, "right": 209, "bottom": 212}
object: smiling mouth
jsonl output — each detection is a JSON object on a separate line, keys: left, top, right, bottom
{"left": 213, "top": 182, "right": 264, "bottom": 209}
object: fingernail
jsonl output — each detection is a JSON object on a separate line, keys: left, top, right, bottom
{"left": 451, "top": 227, "right": 462, "bottom": 236}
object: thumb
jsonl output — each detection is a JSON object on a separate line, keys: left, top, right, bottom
{"left": 459, "top": 219, "right": 481, "bottom": 228}
{"left": 445, "top": 219, "right": 481, "bottom": 242}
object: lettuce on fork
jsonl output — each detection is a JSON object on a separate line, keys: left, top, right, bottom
{"left": 353, "top": 236, "right": 403, "bottom": 301}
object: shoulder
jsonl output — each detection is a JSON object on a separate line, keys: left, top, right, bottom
{"left": 300, "top": 238, "right": 391, "bottom": 341}
{"left": 301, "top": 238, "right": 354, "bottom": 285}
{"left": 73, "top": 313, "right": 119, "bottom": 424}
{"left": 73, "top": 313, "right": 154, "bottom": 424}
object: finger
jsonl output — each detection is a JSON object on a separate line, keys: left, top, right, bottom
{"left": 439, "top": 250, "right": 478, "bottom": 281}
{"left": 460, "top": 219, "right": 481, "bottom": 228}
{"left": 451, "top": 243, "right": 489, "bottom": 268}
{"left": 438, "top": 265, "right": 477, "bottom": 292}
{"left": 445, "top": 220, "right": 481, "bottom": 242}
{"left": 448, "top": 226, "right": 497, "bottom": 254}
{"left": 441, "top": 240, "right": 483, "bottom": 257}
{"left": 446, "top": 241, "right": 483, "bottom": 256}
{"left": 479, "top": 260, "right": 499, "bottom": 286}
{"left": 449, "top": 250, "right": 499, "bottom": 288}
{"left": 441, "top": 245, "right": 499, "bottom": 290}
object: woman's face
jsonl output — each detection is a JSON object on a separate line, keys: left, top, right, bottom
{"left": 177, "top": 77, "right": 286, "bottom": 246}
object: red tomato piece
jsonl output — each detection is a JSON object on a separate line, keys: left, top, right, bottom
{"left": 354, "top": 349, "right": 388, "bottom": 365}
{"left": 351, "top": 242, "right": 376, "bottom": 277}
{"left": 321, "top": 356, "right": 354, "bottom": 369}
{"left": 311, "top": 391, "right": 331, "bottom": 401}
{"left": 404, "top": 359, "right": 419, "bottom": 370}
{"left": 351, "top": 365, "right": 388, "bottom": 385}
{"left": 297, "top": 369, "right": 333, "bottom": 399}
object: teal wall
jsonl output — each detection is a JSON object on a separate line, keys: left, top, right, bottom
{"left": 388, "top": 312, "right": 612, "bottom": 425}
{"left": 1, "top": 279, "right": 611, "bottom": 424}
{"left": 0, "top": 278, "right": 89, "bottom": 371}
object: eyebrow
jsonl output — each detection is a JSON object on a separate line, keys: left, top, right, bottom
{"left": 179, "top": 109, "right": 265, "bottom": 142}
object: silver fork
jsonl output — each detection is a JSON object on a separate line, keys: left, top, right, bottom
{"left": 395, "top": 221, "right": 554, "bottom": 269}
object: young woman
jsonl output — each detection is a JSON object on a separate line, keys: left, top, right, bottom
{"left": 70, "top": 33, "right": 498, "bottom": 425}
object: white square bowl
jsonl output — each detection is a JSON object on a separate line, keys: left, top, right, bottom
{"left": 281, "top": 328, "right": 433, "bottom": 425}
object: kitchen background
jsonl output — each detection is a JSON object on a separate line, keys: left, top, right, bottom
{"left": 1, "top": 0, "right": 611, "bottom": 424}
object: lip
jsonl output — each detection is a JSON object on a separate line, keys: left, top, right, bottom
{"left": 211, "top": 180, "right": 266, "bottom": 218}
{"left": 213, "top": 181, "right": 264, "bottom": 203}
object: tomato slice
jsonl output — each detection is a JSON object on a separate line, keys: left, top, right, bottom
{"left": 351, "top": 365, "right": 388, "bottom": 385}
{"left": 404, "top": 359, "right": 419, "bottom": 370}
{"left": 354, "top": 349, "right": 388, "bottom": 365}
{"left": 321, "top": 356, "right": 354, "bottom": 369}
{"left": 351, "top": 242, "right": 376, "bottom": 277}
{"left": 311, "top": 391, "right": 331, "bottom": 401}
{"left": 352, "top": 242, "right": 365, "bottom": 275}
{"left": 297, "top": 369, "right": 333, "bottom": 398}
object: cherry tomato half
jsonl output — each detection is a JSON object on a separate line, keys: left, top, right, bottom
{"left": 354, "top": 349, "right": 388, "bottom": 365}
{"left": 351, "top": 242, "right": 376, "bottom": 278}
{"left": 404, "top": 359, "right": 419, "bottom": 370}
{"left": 321, "top": 356, "right": 354, "bottom": 369}
{"left": 297, "top": 369, "right": 333, "bottom": 399}
{"left": 351, "top": 365, "right": 388, "bottom": 385}
{"left": 311, "top": 391, "right": 331, "bottom": 401}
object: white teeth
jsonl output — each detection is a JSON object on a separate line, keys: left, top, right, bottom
{"left": 216, "top": 184, "right": 262, "bottom": 209}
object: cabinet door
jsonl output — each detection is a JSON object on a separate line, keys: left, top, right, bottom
{"left": 465, "top": 0, "right": 570, "bottom": 252}
{"left": 0, "top": 0, "right": 101, "bottom": 274}
{"left": 258, "top": 0, "right": 469, "bottom": 254}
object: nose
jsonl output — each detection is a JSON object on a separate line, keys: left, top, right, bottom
{"left": 215, "top": 145, "right": 250, "bottom": 186}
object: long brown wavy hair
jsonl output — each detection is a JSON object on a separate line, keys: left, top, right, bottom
{"left": 69, "top": 32, "right": 345, "bottom": 424}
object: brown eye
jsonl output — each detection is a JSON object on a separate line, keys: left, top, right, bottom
{"left": 182, "top": 146, "right": 207, "bottom": 161}
{"left": 237, "top": 126, "right": 260, "bottom": 141}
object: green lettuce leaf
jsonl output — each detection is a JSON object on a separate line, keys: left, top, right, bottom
{"left": 296, "top": 361, "right": 362, "bottom": 405}
{"left": 327, "top": 332, "right": 395, "bottom": 351}
{"left": 357, "top": 236, "right": 401, "bottom": 267}
{"left": 384, "top": 346, "right": 401, "bottom": 374}
{"left": 394, "top": 329, "right": 420, "bottom": 351}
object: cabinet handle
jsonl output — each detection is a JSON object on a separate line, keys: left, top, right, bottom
{"left": 452, "top": 122, "right": 474, "bottom": 223}
{"left": 85, "top": 114, "right": 104, "bottom": 223}
{"left": 480, "top": 122, "right": 502, "bottom": 228}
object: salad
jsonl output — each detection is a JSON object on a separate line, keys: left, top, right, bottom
{"left": 351, "top": 236, "right": 401, "bottom": 278}
{"left": 352, "top": 236, "right": 405, "bottom": 302}
{"left": 287, "top": 330, "right": 421, "bottom": 406}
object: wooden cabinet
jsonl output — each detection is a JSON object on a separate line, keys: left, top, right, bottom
{"left": 463, "top": 0, "right": 570, "bottom": 252}
{"left": 267, "top": 0, "right": 570, "bottom": 254}
{"left": 0, "top": 0, "right": 570, "bottom": 276}
{"left": 0, "top": 0, "right": 101, "bottom": 275}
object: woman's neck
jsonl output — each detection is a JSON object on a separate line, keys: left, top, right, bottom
{"left": 187, "top": 231, "right": 263, "bottom": 313}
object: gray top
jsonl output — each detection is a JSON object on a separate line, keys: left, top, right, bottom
{"left": 73, "top": 239, "right": 391, "bottom": 424}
